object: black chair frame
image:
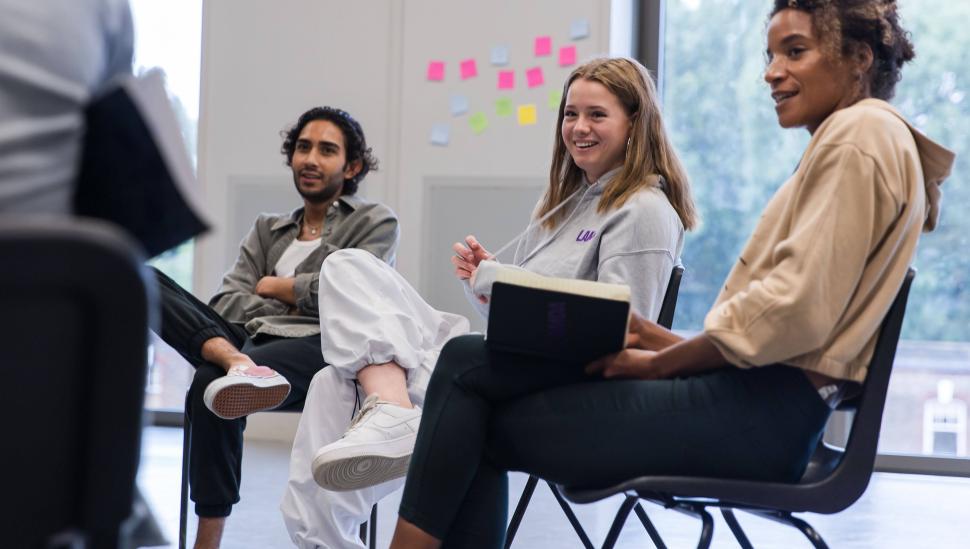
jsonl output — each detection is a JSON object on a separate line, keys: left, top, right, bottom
{"left": 504, "top": 265, "right": 685, "bottom": 549}
{"left": 560, "top": 268, "right": 917, "bottom": 549}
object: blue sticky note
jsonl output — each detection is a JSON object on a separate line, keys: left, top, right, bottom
{"left": 570, "top": 19, "right": 590, "bottom": 40}
{"left": 430, "top": 124, "right": 450, "bottom": 146}
{"left": 490, "top": 45, "right": 510, "bottom": 66}
{"left": 450, "top": 94, "right": 470, "bottom": 116}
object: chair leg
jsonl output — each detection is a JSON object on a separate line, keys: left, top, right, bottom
{"left": 676, "top": 504, "right": 714, "bottom": 549}
{"left": 720, "top": 509, "right": 753, "bottom": 549}
{"left": 745, "top": 510, "right": 829, "bottom": 549}
{"left": 547, "top": 483, "right": 594, "bottom": 549}
{"left": 600, "top": 495, "right": 637, "bottom": 549}
{"left": 505, "top": 475, "right": 539, "bottom": 547}
{"left": 369, "top": 503, "right": 378, "bottom": 549}
{"left": 179, "top": 406, "right": 191, "bottom": 549}
{"left": 633, "top": 503, "right": 667, "bottom": 549}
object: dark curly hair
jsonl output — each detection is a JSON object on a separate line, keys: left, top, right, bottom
{"left": 280, "top": 106, "right": 378, "bottom": 196}
{"left": 771, "top": 0, "right": 915, "bottom": 100}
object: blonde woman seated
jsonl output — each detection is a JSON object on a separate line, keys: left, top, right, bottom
{"left": 280, "top": 57, "right": 697, "bottom": 548}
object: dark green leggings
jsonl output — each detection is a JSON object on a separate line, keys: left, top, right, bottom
{"left": 399, "top": 334, "right": 832, "bottom": 547}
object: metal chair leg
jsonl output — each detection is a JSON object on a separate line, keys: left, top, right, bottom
{"left": 178, "top": 403, "right": 191, "bottom": 549}
{"left": 600, "top": 495, "right": 637, "bottom": 549}
{"left": 633, "top": 503, "right": 667, "bottom": 549}
{"left": 746, "top": 510, "right": 829, "bottom": 549}
{"left": 720, "top": 509, "right": 753, "bottom": 549}
{"left": 505, "top": 475, "right": 539, "bottom": 547}
{"left": 547, "top": 483, "right": 594, "bottom": 549}
{"left": 369, "top": 503, "right": 377, "bottom": 549}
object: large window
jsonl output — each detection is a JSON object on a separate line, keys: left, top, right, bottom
{"left": 132, "top": 0, "right": 202, "bottom": 292}
{"left": 662, "top": 0, "right": 970, "bottom": 466}
{"left": 131, "top": 0, "right": 204, "bottom": 411}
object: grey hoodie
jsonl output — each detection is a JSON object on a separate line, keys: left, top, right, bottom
{"left": 471, "top": 168, "right": 685, "bottom": 320}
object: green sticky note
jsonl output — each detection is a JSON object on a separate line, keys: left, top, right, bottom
{"left": 495, "top": 98, "right": 514, "bottom": 117}
{"left": 469, "top": 112, "right": 488, "bottom": 134}
{"left": 548, "top": 89, "right": 563, "bottom": 110}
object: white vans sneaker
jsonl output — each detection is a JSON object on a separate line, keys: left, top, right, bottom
{"left": 312, "top": 394, "right": 421, "bottom": 491}
{"left": 203, "top": 364, "right": 291, "bottom": 420}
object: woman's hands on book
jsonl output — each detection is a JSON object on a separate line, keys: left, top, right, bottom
{"left": 626, "top": 313, "right": 683, "bottom": 351}
{"left": 587, "top": 317, "right": 729, "bottom": 380}
{"left": 586, "top": 349, "right": 662, "bottom": 379}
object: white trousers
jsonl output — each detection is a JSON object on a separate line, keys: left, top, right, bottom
{"left": 280, "top": 249, "right": 470, "bottom": 549}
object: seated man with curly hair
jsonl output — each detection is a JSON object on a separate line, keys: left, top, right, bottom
{"left": 153, "top": 106, "right": 398, "bottom": 549}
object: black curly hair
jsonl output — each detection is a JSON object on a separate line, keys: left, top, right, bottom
{"left": 771, "top": 0, "right": 915, "bottom": 100}
{"left": 280, "top": 106, "right": 378, "bottom": 196}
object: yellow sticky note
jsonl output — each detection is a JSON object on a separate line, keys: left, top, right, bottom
{"left": 517, "top": 104, "right": 537, "bottom": 126}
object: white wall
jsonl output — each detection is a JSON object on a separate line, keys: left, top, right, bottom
{"left": 195, "top": 0, "right": 619, "bottom": 298}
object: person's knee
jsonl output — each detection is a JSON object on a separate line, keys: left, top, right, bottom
{"left": 435, "top": 334, "right": 487, "bottom": 377}
{"left": 321, "top": 248, "right": 379, "bottom": 275}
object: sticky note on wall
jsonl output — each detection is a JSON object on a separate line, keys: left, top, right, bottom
{"left": 548, "top": 89, "right": 563, "bottom": 110}
{"left": 460, "top": 59, "right": 478, "bottom": 80}
{"left": 427, "top": 61, "right": 445, "bottom": 81}
{"left": 495, "top": 97, "right": 514, "bottom": 117}
{"left": 518, "top": 104, "right": 537, "bottom": 126}
{"left": 526, "top": 67, "right": 544, "bottom": 88}
{"left": 491, "top": 45, "right": 509, "bottom": 66}
{"left": 559, "top": 45, "right": 577, "bottom": 67}
{"left": 430, "top": 124, "right": 450, "bottom": 146}
{"left": 570, "top": 19, "right": 590, "bottom": 40}
{"left": 497, "top": 70, "right": 515, "bottom": 90}
{"left": 469, "top": 112, "right": 488, "bottom": 134}
{"left": 534, "top": 36, "right": 552, "bottom": 56}
{"left": 450, "top": 94, "right": 469, "bottom": 116}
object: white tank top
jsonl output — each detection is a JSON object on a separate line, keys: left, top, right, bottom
{"left": 274, "top": 237, "right": 321, "bottom": 277}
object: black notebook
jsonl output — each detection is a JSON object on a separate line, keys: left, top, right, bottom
{"left": 75, "top": 70, "right": 208, "bottom": 257}
{"left": 485, "top": 268, "right": 631, "bottom": 363}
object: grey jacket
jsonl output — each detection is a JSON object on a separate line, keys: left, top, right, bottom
{"left": 210, "top": 194, "right": 399, "bottom": 338}
{"left": 473, "top": 169, "right": 684, "bottom": 320}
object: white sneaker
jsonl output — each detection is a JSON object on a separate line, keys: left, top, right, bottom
{"left": 311, "top": 394, "right": 421, "bottom": 491}
{"left": 203, "top": 364, "right": 291, "bottom": 420}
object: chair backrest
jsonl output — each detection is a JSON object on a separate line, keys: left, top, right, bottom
{"left": 656, "top": 265, "right": 685, "bottom": 329}
{"left": 0, "top": 218, "right": 156, "bottom": 548}
{"left": 800, "top": 268, "right": 915, "bottom": 511}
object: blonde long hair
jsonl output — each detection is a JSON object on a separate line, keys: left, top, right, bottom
{"left": 539, "top": 57, "right": 698, "bottom": 231}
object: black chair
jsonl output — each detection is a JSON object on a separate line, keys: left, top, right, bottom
{"left": 178, "top": 391, "right": 378, "bottom": 549}
{"left": 0, "top": 218, "right": 156, "bottom": 549}
{"left": 560, "top": 268, "right": 917, "bottom": 549}
{"left": 504, "top": 265, "right": 686, "bottom": 549}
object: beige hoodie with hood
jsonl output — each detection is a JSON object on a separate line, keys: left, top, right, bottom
{"left": 704, "top": 98, "right": 955, "bottom": 383}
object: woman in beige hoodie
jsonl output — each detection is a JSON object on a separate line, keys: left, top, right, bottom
{"left": 390, "top": 2, "right": 956, "bottom": 547}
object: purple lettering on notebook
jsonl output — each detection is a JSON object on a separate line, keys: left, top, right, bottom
{"left": 547, "top": 301, "right": 567, "bottom": 340}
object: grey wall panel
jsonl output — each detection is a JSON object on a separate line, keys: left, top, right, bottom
{"left": 224, "top": 176, "right": 302, "bottom": 276}
{"left": 423, "top": 178, "right": 544, "bottom": 331}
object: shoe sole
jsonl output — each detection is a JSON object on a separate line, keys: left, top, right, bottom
{"left": 311, "top": 437, "right": 414, "bottom": 491}
{"left": 203, "top": 377, "right": 290, "bottom": 420}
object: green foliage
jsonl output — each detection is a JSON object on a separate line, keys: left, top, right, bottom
{"left": 663, "top": 0, "right": 968, "bottom": 342}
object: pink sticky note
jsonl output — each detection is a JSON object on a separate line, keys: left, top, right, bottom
{"left": 559, "top": 45, "right": 577, "bottom": 67}
{"left": 460, "top": 58, "right": 478, "bottom": 80}
{"left": 497, "top": 70, "right": 515, "bottom": 90}
{"left": 526, "top": 66, "right": 544, "bottom": 88}
{"left": 534, "top": 36, "right": 552, "bottom": 56}
{"left": 427, "top": 61, "right": 445, "bottom": 81}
